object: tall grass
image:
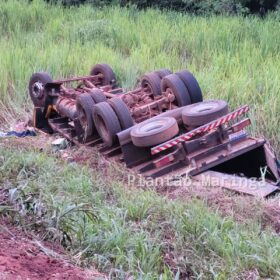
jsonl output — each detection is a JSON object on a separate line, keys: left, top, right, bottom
{"left": 1, "top": 143, "right": 280, "bottom": 279}
{"left": 0, "top": 0, "right": 280, "bottom": 149}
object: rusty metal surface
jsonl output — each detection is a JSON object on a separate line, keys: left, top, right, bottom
{"left": 48, "top": 116, "right": 122, "bottom": 158}
{"left": 52, "top": 74, "right": 102, "bottom": 84}
{"left": 55, "top": 97, "right": 77, "bottom": 120}
{"left": 31, "top": 67, "right": 280, "bottom": 197}
{"left": 45, "top": 77, "right": 177, "bottom": 125}
{"left": 188, "top": 138, "right": 265, "bottom": 176}
{"left": 40, "top": 105, "right": 280, "bottom": 197}
{"left": 118, "top": 107, "right": 185, "bottom": 146}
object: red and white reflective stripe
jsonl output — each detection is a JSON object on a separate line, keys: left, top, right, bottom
{"left": 151, "top": 105, "right": 249, "bottom": 155}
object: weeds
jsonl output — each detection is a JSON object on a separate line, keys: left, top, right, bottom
{"left": 1, "top": 144, "right": 280, "bottom": 279}
{"left": 0, "top": 0, "right": 280, "bottom": 150}
{"left": 1, "top": 1, "right": 280, "bottom": 278}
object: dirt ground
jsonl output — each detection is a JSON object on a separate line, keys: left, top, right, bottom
{"left": 0, "top": 218, "right": 105, "bottom": 280}
{"left": 0, "top": 135, "right": 105, "bottom": 280}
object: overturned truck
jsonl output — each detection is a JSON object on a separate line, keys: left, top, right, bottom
{"left": 29, "top": 63, "right": 280, "bottom": 197}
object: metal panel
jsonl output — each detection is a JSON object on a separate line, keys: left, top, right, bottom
{"left": 193, "top": 171, "right": 278, "bottom": 198}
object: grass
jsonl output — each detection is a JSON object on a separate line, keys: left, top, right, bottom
{"left": 1, "top": 141, "right": 280, "bottom": 279}
{"left": 0, "top": 0, "right": 280, "bottom": 150}
{"left": 1, "top": 1, "right": 280, "bottom": 279}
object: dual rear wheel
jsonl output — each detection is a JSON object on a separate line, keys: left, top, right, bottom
{"left": 77, "top": 69, "right": 204, "bottom": 146}
{"left": 130, "top": 100, "right": 229, "bottom": 148}
{"left": 77, "top": 93, "right": 134, "bottom": 146}
{"left": 92, "top": 98, "right": 134, "bottom": 147}
{"left": 140, "top": 69, "right": 203, "bottom": 107}
{"left": 29, "top": 65, "right": 205, "bottom": 147}
{"left": 78, "top": 98, "right": 229, "bottom": 148}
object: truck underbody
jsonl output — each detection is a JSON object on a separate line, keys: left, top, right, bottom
{"left": 30, "top": 63, "right": 280, "bottom": 198}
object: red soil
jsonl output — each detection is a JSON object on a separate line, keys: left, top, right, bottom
{"left": 0, "top": 222, "right": 105, "bottom": 280}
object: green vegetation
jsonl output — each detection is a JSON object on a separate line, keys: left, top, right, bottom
{"left": 1, "top": 143, "right": 280, "bottom": 279}
{"left": 49, "top": 0, "right": 279, "bottom": 15}
{"left": 1, "top": 2, "right": 280, "bottom": 277}
{"left": 0, "top": 0, "right": 280, "bottom": 151}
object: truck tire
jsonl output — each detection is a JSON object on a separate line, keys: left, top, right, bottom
{"left": 175, "top": 70, "right": 203, "bottom": 103}
{"left": 181, "top": 100, "right": 229, "bottom": 127}
{"left": 154, "top": 69, "right": 172, "bottom": 79}
{"left": 89, "top": 89, "right": 107, "bottom": 103}
{"left": 90, "top": 63, "right": 117, "bottom": 88}
{"left": 29, "top": 72, "right": 52, "bottom": 108}
{"left": 108, "top": 97, "right": 134, "bottom": 129}
{"left": 92, "top": 102, "right": 121, "bottom": 147}
{"left": 130, "top": 117, "right": 179, "bottom": 147}
{"left": 76, "top": 93, "right": 96, "bottom": 137}
{"left": 140, "top": 72, "right": 162, "bottom": 96}
{"left": 161, "top": 74, "right": 191, "bottom": 107}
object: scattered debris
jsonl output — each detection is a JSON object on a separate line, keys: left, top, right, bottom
{"left": 0, "top": 120, "right": 36, "bottom": 138}
{"left": 51, "top": 138, "right": 68, "bottom": 151}
{"left": 0, "top": 129, "right": 36, "bottom": 138}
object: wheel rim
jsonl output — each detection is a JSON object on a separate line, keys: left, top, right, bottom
{"left": 31, "top": 81, "right": 44, "bottom": 99}
{"left": 143, "top": 82, "right": 153, "bottom": 95}
{"left": 166, "top": 88, "right": 175, "bottom": 101}
{"left": 95, "top": 72, "right": 103, "bottom": 85}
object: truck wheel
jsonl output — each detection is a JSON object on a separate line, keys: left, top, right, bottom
{"left": 29, "top": 72, "right": 52, "bottom": 108}
{"left": 161, "top": 74, "right": 191, "bottom": 107}
{"left": 89, "top": 89, "right": 107, "bottom": 103}
{"left": 140, "top": 72, "right": 162, "bottom": 96}
{"left": 90, "top": 63, "right": 117, "bottom": 88}
{"left": 130, "top": 117, "right": 179, "bottom": 147}
{"left": 176, "top": 70, "right": 203, "bottom": 103}
{"left": 108, "top": 97, "right": 134, "bottom": 129}
{"left": 181, "top": 100, "right": 229, "bottom": 127}
{"left": 76, "top": 93, "right": 96, "bottom": 137}
{"left": 154, "top": 69, "right": 172, "bottom": 79}
{"left": 92, "top": 102, "right": 121, "bottom": 147}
